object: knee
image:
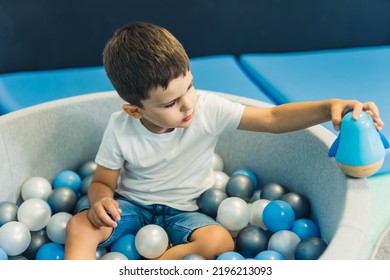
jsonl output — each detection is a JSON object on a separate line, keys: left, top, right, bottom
{"left": 192, "top": 225, "right": 234, "bottom": 259}
{"left": 66, "top": 211, "right": 88, "bottom": 236}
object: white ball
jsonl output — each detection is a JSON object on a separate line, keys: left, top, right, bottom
{"left": 213, "top": 171, "right": 230, "bottom": 192}
{"left": 249, "top": 199, "right": 270, "bottom": 229}
{"left": 216, "top": 197, "right": 250, "bottom": 231}
{"left": 46, "top": 212, "right": 73, "bottom": 244}
{"left": 135, "top": 224, "right": 169, "bottom": 259}
{"left": 0, "top": 221, "right": 31, "bottom": 256}
{"left": 268, "top": 230, "right": 301, "bottom": 260}
{"left": 21, "top": 177, "right": 52, "bottom": 201}
{"left": 212, "top": 153, "right": 224, "bottom": 171}
{"left": 99, "top": 252, "right": 128, "bottom": 260}
{"left": 17, "top": 198, "right": 52, "bottom": 231}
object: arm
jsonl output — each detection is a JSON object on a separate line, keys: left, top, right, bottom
{"left": 87, "top": 164, "right": 121, "bottom": 228}
{"left": 238, "top": 99, "right": 384, "bottom": 133}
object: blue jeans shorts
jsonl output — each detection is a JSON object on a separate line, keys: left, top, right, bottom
{"left": 98, "top": 194, "right": 219, "bottom": 248}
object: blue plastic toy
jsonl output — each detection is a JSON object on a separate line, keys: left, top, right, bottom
{"left": 329, "top": 111, "right": 389, "bottom": 178}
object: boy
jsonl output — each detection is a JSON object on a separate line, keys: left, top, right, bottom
{"left": 64, "top": 22, "right": 384, "bottom": 260}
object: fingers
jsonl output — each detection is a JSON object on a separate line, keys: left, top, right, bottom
{"left": 332, "top": 100, "right": 385, "bottom": 131}
{"left": 362, "top": 101, "right": 385, "bottom": 130}
{"left": 89, "top": 198, "right": 121, "bottom": 228}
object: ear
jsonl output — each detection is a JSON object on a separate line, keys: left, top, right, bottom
{"left": 122, "top": 104, "right": 144, "bottom": 119}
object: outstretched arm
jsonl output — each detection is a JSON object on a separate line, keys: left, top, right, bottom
{"left": 238, "top": 99, "right": 384, "bottom": 133}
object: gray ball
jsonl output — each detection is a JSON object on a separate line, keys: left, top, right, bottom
{"left": 181, "top": 253, "right": 206, "bottom": 260}
{"left": 77, "top": 160, "right": 97, "bottom": 179}
{"left": 260, "top": 183, "right": 287, "bottom": 200}
{"left": 48, "top": 187, "right": 77, "bottom": 214}
{"left": 197, "top": 188, "right": 227, "bottom": 218}
{"left": 226, "top": 174, "right": 254, "bottom": 201}
{"left": 23, "top": 229, "right": 50, "bottom": 260}
{"left": 281, "top": 192, "right": 311, "bottom": 219}
{"left": 0, "top": 202, "right": 18, "bottom": 226}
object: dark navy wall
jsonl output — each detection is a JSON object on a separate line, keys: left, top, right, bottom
{"left": 1, "top": 0, "right": 390, "bottom": 73}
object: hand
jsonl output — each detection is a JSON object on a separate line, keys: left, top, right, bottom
{"left": 330, "top": 99, "right": 384, "bottom": 131}
{"left": 88, "top": 196, "right": 122, "bottom": 228}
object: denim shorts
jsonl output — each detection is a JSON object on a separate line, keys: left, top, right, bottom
{"left": 98, "top": 194, "right": 219, "bottom": 248}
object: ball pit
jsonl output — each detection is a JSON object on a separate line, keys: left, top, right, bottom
{"left": 0, "top": 91, "right": 372, "bottom": 259}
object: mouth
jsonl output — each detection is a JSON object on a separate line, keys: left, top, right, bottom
{"left": 182, "top": 114, "right": 192, "bottom": 123}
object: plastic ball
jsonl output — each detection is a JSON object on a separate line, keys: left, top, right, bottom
{"left": 262, "top": 200, "right": 295, "bottom": 232}
{"left": 0, "top": 247, "right": 8, "bottom": 260}
{"left": 255, "top": 250, "right": 284, "bottom": 260}
{"left": 9, "top": 255, "right": 28, "bottom": 260}
{"left": 181, "top": 253, "right": 206, "bottom": 260}
{"left": 212, "top": 153, "right": 224, "bottom": 171}
{"left": 46, "top": 212, "right": 73, "bottom": 244}
{"left": 235, "top": 225, "right": 269, "bottom": 258}
{"left": 213, "top": 171, "right": 230, "bottom": 192}
{"left": 232, "top": 168, "right": 258, "bottom": 189}
{"left": 0, "top": 201, "right": 18, "bottom": 226}
{"left": 74, "top": 195, "right": 90, "bottom": 214}
{"left": 17, "top": 198, "right": 52, "bottom": 231}
{"left": 249, "top": 190, "right": 261, "bottom": 203}
{"left": 77, "top": 160, "right": 97, "bottom": 179}
{"left": 281, "top": 192, "right": 311, "bottom": 219}
{"left": 21, "top": 176, "right": 52, "bottom": 201}
{"left": 216, "top": 251, "right": 245, "bottom": 260}
{"left": 249, "top": 199, "right": 270, "bottom": 229}
{"left": 291, "top": 219, "right": 320, "bottom": 240}
{"left": 294, "top": 237, "right": 327, "bottom": 260}
{"left": 216, "top": 197, "right": 250, "bottom": 231}
{"left": 99, "top": 252, "right": 128, "bottom": 260}
{"left": 96, "top": 247, "right": 108, "bottom": 259}
{"left": 226, "top": 174, "right": 254, "bottom": 202}
{"left": 35, "top": 242, "right": 64, "bottom": 260}
{"left": 135, "top": 224, "right": 169, "bottom": 259}
{"left": 260, "top": 183, "right": 288, "bottom": 200}
{"left": 53, "top": 170, "right": 82, "bottom": 193}
{"left": 197, "top": 188, "right": 227, "bottom": 218}
{"left": 268, "top": 230, "right": 300, "bottom": 260}
{"left": 110, "top": 234, "right": 141, "bottom": 260}
{"left": 48, "top": 187, "right": 77, "bottom": 214}
{"left": 80, "top": 174, "right": 93, "bottom": 196}
{"left": 0, "top": 221, "right": 31, "bottom": 256}
{"left": 22, "top": 229, "right": 50, "bottom": 260}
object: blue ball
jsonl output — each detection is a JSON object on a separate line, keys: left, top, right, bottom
{"left": 232, "top": 169, "right": 259, "bottom": 189}
{"left": 0, "top": 247, "right": 8, "bottom": 260}
{"left": 291, "top": 219, "right": 320, "bottom": 240}
{"left": 35, "top": 242, "right": 65, "bottom": 260}
{"left": 262, "top": 200, "right": 295, "bottom": 232}
{"left": 110, "top": 234, "right": 141, "bottom": 260}
{"left": 216, "top": 251, "right": 245, "bottom": 260}
{"left": 255, "top": 250, "right": 284, "bottom": 260}
{"left": 53, "top": 170, "right": 82, "bottom": 193}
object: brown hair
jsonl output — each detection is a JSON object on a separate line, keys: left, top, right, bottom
{"left": 103, "top": 22, "right": 190, "bottom": 107}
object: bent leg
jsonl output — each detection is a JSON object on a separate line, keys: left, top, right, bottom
{"left": 157, "top": 224, "right": 234, "bottom": 260}
{"left": 64, "top": 210, "right": 113, "bottom": 260}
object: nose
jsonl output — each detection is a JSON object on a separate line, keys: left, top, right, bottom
{"left": 180, "top": 95, "right": 193, "bottom": 112}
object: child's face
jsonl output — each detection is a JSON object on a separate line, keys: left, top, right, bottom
{"left": 138, "top": 71, "right": 197, "bottom": 134}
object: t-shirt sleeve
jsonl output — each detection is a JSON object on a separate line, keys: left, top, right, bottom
{"left": 95, "top": 113, "right": 125, "bottom": 170}
{"left": 199, "top": 92, "right": 245, "bottom": 135}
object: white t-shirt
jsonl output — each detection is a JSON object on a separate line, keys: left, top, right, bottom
{"left": 95, "top": 91, "right": 245, "bottom": 211}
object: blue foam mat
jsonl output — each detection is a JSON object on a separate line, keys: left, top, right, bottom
{"left": 239, "top": 46, "right": 390, "bottom": 174}
{"left": 190, "top": 55, "right": 274, "bottom": 104}
{"left": 0, "top": 66, "right": 114, "bottom": 114}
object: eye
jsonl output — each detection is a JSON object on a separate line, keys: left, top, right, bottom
{"left": 164, "top": 100, "right": 176, "bottom": 108}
